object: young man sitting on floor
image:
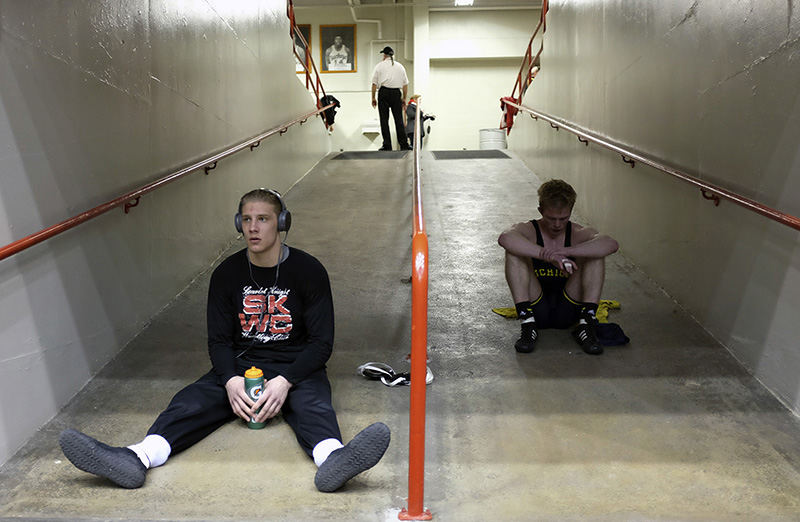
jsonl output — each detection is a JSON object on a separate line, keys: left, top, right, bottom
{"left": 59, "top": 188, "right": 390, "bottom": 492}
{"left": 498, "top": 179, "right": 619, "bottom": 355}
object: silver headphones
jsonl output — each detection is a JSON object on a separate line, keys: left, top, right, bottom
{"left": 234, "top": 188, "right": 292, "bottom": 233}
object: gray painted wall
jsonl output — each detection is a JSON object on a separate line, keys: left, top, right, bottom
{"left": 510, "top": 1, "right": 800, "bottom": 412}
{"left": 0, "top": 0, "right": 329, "bottom": 465}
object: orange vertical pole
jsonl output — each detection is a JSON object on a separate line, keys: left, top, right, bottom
{"left": 399, "top": 233, "right": 431, "bottom": 520}
{"left": 400, "top": 101, "right": 433, "bottom": 521}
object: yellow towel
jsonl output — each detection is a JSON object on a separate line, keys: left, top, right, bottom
{"left": 492, "top": 299, "right": 620, "bottom": 323}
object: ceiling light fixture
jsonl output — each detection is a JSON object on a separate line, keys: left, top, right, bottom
{"left": 454, "top": 0, "right": 474, "bottom": 6}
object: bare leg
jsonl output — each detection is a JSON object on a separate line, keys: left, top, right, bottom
{"left": 565, "top": 257, "right": 605, "bottom": 355}
{"left": 505, "top": 252, "right": 542, "bottom": 353}
{"left": 564, "top": 257, "right": 605, "bottom": 304}
{"left": 504, "top": 251, "right": 543, "bottom": 304}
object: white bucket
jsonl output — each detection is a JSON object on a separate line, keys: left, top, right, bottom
{"left": 479, "top": 128, "right": 507, "bottom": 150}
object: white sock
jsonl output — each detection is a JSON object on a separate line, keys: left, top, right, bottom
{"left": 312, "top": 438, "right": 344, "bottom": 467}
{"left": 127, "top": 434, "right": 171, "bottom": 469}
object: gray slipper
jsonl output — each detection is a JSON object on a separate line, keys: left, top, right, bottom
{"left": 314, "top": 422, "right": 390, "bottom": 492}
{"left": 59, "top": 429, "right": 147, "bottom": 489}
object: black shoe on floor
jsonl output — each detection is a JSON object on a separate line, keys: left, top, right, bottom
{"left": 314, "top": 422, "right": 391, "bottom": 492}
{"left": 572, "top": 322, "right": 603, "bottom": 355}
{"left": 378, "top": 146, "right": 392, "bottom": 151}
{"left": 400, "top": 145, "right": 412, "bottom": 151}
{"left": 59, "top": 429, "right": 147, "bottom": 488}
{"left": 514, "top": 321, "right": 538, "bottom": 353}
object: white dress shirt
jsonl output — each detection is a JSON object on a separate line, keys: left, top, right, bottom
{"left": 371, "top": 59, "right": 408, "bottom": 89}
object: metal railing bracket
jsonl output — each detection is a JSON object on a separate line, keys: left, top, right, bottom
{"left": 701, "top": 189, "right": 721, "bottom": 206}
{"left": 124, "top": 197, "right": 140, "bottom": 214}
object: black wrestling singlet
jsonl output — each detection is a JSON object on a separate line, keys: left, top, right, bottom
{"left": 530, "top": 220, "right": 572, "bottom": 295}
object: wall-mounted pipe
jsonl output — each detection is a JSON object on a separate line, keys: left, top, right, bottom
{"left": 348, "top": 0, "right": 382, "bottom": 39}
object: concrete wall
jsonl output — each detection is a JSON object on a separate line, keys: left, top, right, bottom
{"left": 509, "top": 0, "right": 800, "bottom": 413}
{"left": 0, "top": 0, "right": 329, "bottom": 466}
{"left": 294, "top": 5, "right": 538, "bottom": 150}
{"left": 427, "top": 8, "right": 538, "bottom": 150}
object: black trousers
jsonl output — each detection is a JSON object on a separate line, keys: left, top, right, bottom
{"left": 378, "top": 86, "right": 408, "bottom": 150}
{"left": 147, "top": 361, "right": 341, "bottom": 458}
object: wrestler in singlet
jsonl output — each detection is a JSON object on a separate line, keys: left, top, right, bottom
{"left": 529, "top": 220, "right": 583, "bottom": 328}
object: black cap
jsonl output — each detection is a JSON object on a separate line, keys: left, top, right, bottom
{"left": 379, "top": 46, "right": 394, "bottom": 56}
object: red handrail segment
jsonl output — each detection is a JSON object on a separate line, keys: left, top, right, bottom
{"left": 399, "top": 101, "right": 432, "bottom": 521}
{"left": 505, "top": 100, "right": 800, "bottom": 232}
{"left": 287, "top": 0, "right": 329, "bottom": 118}
{"left": 0, "top": 105, "right": 333, "bottom": 263}
{"left": 511, "top": 0, "right": 548, "bottom": 104}
{"left": 501, "top": 0, "right": 548, "bottom": 134}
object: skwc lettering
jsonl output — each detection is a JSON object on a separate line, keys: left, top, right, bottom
{"left": 268, "top": 295, "right": 289, "bottom": 314}
{"left": 242, "top": 291, "right": 290, "bottom": 313}
{"left": 239, "top": 312, "right": 294, "bottom": 335}
{"left": 243, "top": 294, "right": 265, "bottom": 314}
{"left": 239, "top": 287, "right": 293, "bottom": 338}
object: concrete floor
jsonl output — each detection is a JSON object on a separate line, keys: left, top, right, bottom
{"left": 1, "top": 150, "right": 800, "bottom": 521}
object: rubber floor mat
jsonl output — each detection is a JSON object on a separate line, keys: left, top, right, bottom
{"left": 334, "top": 151, "right": 409, "bottom": 160}
{"left": 432, "top": 150, "right": 510, "bottom": 160}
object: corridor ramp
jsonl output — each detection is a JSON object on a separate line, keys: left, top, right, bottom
{"left": 1, "top": 150, "right": 799, "bottom": 521}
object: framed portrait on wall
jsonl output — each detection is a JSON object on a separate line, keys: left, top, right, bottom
{"left": 295, "top": 24, "right": 311, "bottom": 73}
{"left": 320, "top": 24, "right": 356, "bottom": 73}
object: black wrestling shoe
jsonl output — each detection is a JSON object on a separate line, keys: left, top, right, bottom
{"left": 378, "top": 146, "right": 392, "bottom": 151}
{"left": 572, "top": 322, "right": 603, "bottom": 355}
{"left": 314, "top": 422, "right": 390, "bottom": 492}
{"left": 59, "top": 429, "right": 147, "bottom": 489}
{"left": 514, "top": 321, "right": 538, "bottom": 353}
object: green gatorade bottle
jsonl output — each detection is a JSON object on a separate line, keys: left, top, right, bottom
{"left": 244, "top": 366, "right": 266, "bottom": 429}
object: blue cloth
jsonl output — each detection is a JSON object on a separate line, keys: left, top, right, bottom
{"left": 597, "top": 322, "right": 630, "bottom": 346}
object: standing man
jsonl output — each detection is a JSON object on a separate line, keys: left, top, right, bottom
{"left": 59, "top": 188, "right": 391, "bottom": 493}
{"left": 371, "top": 46, "right": 410, "bottom": 151}
{"left": 498, "top": 179, "right": 619, "bottom": 355}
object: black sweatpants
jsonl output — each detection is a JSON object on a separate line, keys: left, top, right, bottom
{"left": 378, "top": 86, "right": 409, "bottom": 150}
{"left": 147, "top": 361, "right": 342, "bottom": 458}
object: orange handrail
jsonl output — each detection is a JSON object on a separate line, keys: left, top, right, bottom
{"left": 511, "top": 0, "right": 548, "bottom": 104}
{"left": 501, "top": 0, "right": 548, "bottom": 134}
{"left": 287, "top": 0, "right": 329, "bottom": 119}
{"left": 0, "top": 105, "right": 333, "bottom": 263}
{"left": 504, "top": 100, "right": 800, "bottom": 232}
{"left": 399, "top": 102, "right": 432, "bottom": 521}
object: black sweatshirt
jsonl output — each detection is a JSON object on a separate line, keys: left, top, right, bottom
{"left": 206, "top": 247, "right": 334, "bottom": 386}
